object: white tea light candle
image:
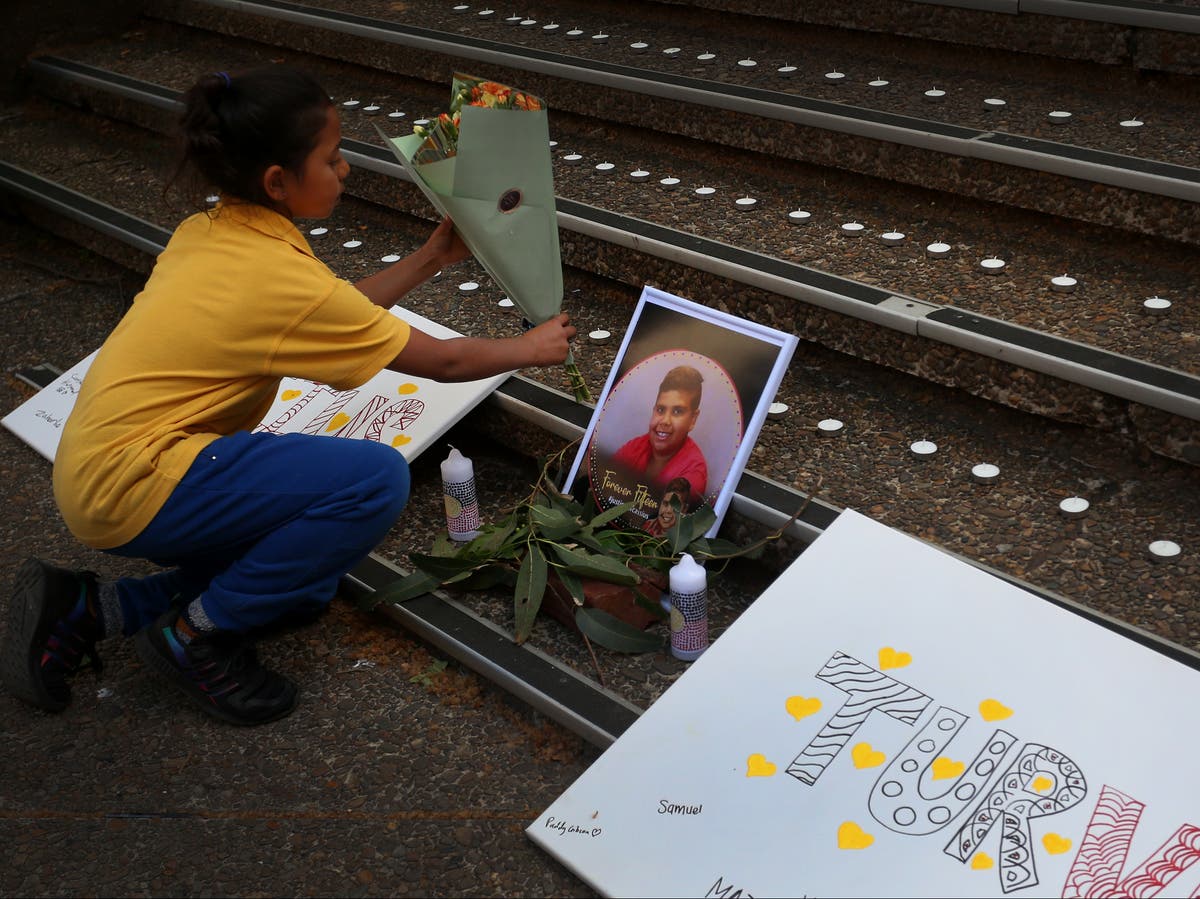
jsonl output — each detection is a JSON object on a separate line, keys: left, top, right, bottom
{"left": 983, "top": 98, "right": 1007, "bottom": 111}
{"left": 629, "top": 169, "right": 651, "bottom": 182}
{"left": 497, "top": 297, "right": 515, "bottom": 309}
{"left": 735, "top": 197, "right": 758, "bottom": 210}
{"left": 593, "top": 162, "right": 616, "bottom": 174}
{"left": 840, "top": 222, "right": 865, "bottom": 238}
{"left": 971, "top": 463, "right": 1000, "bottom": 484}
{"left": 923, "top": 88, "right": 946, "bottom": 102}
{"left": 766, "top": 402, "right": 788, "bottom": 419}
{"left": 777, "top": 65, "right": 798, "bottom": 76}
{"left": 519, "top": 18, "right": 536, "bottom": 26}
{"left": 879, "top": 230, "right": 906, "bottom": 246}
{"left": 458, "top": 281, "right": 479, "bottom": 294}
{"left": 542, "top": 22, "right": 559, "bottom": 33}
{"left": 926, "top": 241, "right": 951, "bottom": 258}
{"left": 910, "top": 440, "right": 938, "bottom": 458}
{"left": 694, "top": 186, "right": 717, "bottom": 197}
{"left": 477, "top": 8, "right": 494, "bottom": 17}
{"left": 561, "top": 153, "right": 583, "bottom": 165}
{"left": 380, "top": 253, "right": 401, "bottom": 264}
{"left": 697, "top": 52, "right": 717, "bottom": 65}
{"left": 1148, "top": 540, "right": 1181, "bottom": 562}
{"left": 980, "top": 257, "right": 1007, "bottom": 275}
{"left": 788, "top": 210, "right": 812, "bottom": 225}
{"left": 342, "top": 240, "right": 362, "bottom": 251}
{"left": 362, "top": 104, "right": 382, "bottom": 116}
{"left": 659, "top": 176, "right": 680, "bottom": 189}
{"left": 1059, "top": 497, "right": 1090, "bottom": 518}
{"left": 1143, "top": 296, "right": 1172, "bottom": 314}
{"left": 1050, "top": 275, "right": 1077, "bottom": 292}
{"left": 824, "top": 71, "right": 845, "bottom": 83}
{"left": 308, "top": 226, "right": 328, "bottom": 239}
{"left": 387, "top": 110, "right": 406, "bottom": 120}
{"left": 663, "top": 47, "right": 682, "bottom": 57}
{"left": 868, "top": 78, "right": 890, "bottom": 91}
{"left": 340, "top": 99, "right": 361, "bottom": 111}
{"left": 629, "top": 41, "right": 649, "bottom": 52}
{"left": 817, "top": 418, "right": 843, "bottom": 435}
{"left": 1048, "top": 110, "right": 1072, "bottom": 125}
{"left": 737, "top": 59, "right": 757, "bottom": 69}
{"left": 1120, "top": 118, "right": 1144, "bottom": 132}
{"left": 588, "top": 329, "right": 612, "bottom": 344}
{"left": 591, "top": 33, "right": 609, "bottom": 42}
{"left": 565, "top": 28, "right": 584, "bottom": 39}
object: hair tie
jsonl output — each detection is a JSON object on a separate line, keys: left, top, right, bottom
{"left": 216, "top": 71, "right": 231, "bottom": 88}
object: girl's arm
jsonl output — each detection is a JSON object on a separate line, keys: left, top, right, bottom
{"left": 354, "top": 217, "right": 470, "bottom": 308}
{"left": 387, "top": 313, "right": 576, "bottom": 382}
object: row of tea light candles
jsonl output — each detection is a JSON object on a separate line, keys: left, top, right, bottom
{"left": 340, "top": 91, "right": 1143, "bottom": 134}
{"left": 801, "top": 421, "right": 1182, "bottom": 560}
{"left": 439, "top": 4, "right": 1147, "bottom": 130}
{"left": 302, "top": 227, "right": 618, "bottom": 343}
{"left": 302, "top": 219, "right": 1176, "bottom": 315}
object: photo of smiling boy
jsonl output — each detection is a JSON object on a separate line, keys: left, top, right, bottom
{"left": 611, "top": 366, "right": 707, "bottom": 507}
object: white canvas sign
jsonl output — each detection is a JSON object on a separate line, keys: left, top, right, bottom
{"left": 528, "top": 509, "right": 1200, "bottom": 898}
{"left": 2, "top": 308, "right": 506, "bottom": 463}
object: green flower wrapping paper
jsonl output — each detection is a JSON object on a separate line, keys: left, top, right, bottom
{"left": 376, "top": 74, "right": 591, "bottom": 403}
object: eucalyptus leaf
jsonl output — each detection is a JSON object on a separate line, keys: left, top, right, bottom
{"left": 574, "top": 607, "right": 664, "bottom": 653}
{"left": 467, "top": 518, "right": 520, "bottom": 557}
{"left": 368, "top": 570, "right": 441, "bottom": 608}
{"left": 556, "top": 568, "right": 586, "bottom": 607}
{"left": 431, "top": 532, "right": 457, "bottom": 558}
{"left": 513, "top": 541, "right": 548, "bottom": 643}
{"left": 586, "top": 500, "right": 638, "bottom": 529}
{"left": 409, "top": 552, "right": 488, "bottom": 580}
{"left": 529, "top": 503, "right": 582, "bottom": 541}
{"left": 445, "top": 563, "right": 515, "bottom": 592}
{"left": 545, "top": 490, "right": 585, "bottom": 518}
{"left": 550, "top": 544, "right": 640, "bottom": 585}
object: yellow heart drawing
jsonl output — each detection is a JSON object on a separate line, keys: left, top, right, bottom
{"left": 851, "top": 742, "right": 886, "bottom": 769}
{"left": 837, "top": 821, "right": 874, "bottom": 850}
{"left": 325, "top": 412, "right": 349, "bottom": 432}
{"left": 391, "top": 435, "right": 412, "bottom": 448}
{"left": 397, "top": 382, "right": 419, "bottom": 395}
{"left": 931, "top": 756, "right": 965, "bottom": 780}
{"left": 878, "top": 647, "right": 912, "bottom": 670}
{"left": 971, "top": 852, "right": 994, "bottom": 870}
{"left": 1031, "top": 776, "right": 1052, "bottom": 793}
{"left": 785, "top": 696, "right": 822, "bottom": 721}
{"left": 281, "top": 389, "right": 301, "bottom": 401}
{"left": 979, "top": 698, "right": 1013, "bottom": 721}
{"left": 746, "top": 754, "right": 777, "bottom": 777}
{"left": 1043, "top": 833, "right": 1072, "bottom": 855}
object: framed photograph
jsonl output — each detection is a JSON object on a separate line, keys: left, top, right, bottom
{"left": 562, "top": 286, "right": 799, "bottom": 536}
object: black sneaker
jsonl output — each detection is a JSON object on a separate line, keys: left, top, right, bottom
{"left": 134, "top": 609, "right": 298, "bottom": 725}
{"left": 1, "top": 558, "right": 104, "bottom": 712}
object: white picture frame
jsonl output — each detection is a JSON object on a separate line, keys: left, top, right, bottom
{"left": 562, "top": 285, "right": 798, "bottom": 537}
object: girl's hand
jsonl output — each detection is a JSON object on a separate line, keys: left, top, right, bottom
{"left": 523, "top": 313, "right": 576, "bottom": 366}
{"left": 422, "top": 216, "right": 471, "bottom": 268}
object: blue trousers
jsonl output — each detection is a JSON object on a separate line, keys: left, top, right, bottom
{"left": 104, "top": 430, "right": 410, "bottom": 634}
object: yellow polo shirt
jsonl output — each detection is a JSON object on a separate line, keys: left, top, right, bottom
{"left": 53, "top": 202, "right": 410, "bottom": 549}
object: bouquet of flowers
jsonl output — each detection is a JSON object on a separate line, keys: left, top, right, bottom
{"left": 377, "top": 73, "right": 592, "bottom": 403}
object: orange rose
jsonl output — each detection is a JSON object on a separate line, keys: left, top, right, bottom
{"left": 514, "top": 93, "right": 542, "bottom": 111}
